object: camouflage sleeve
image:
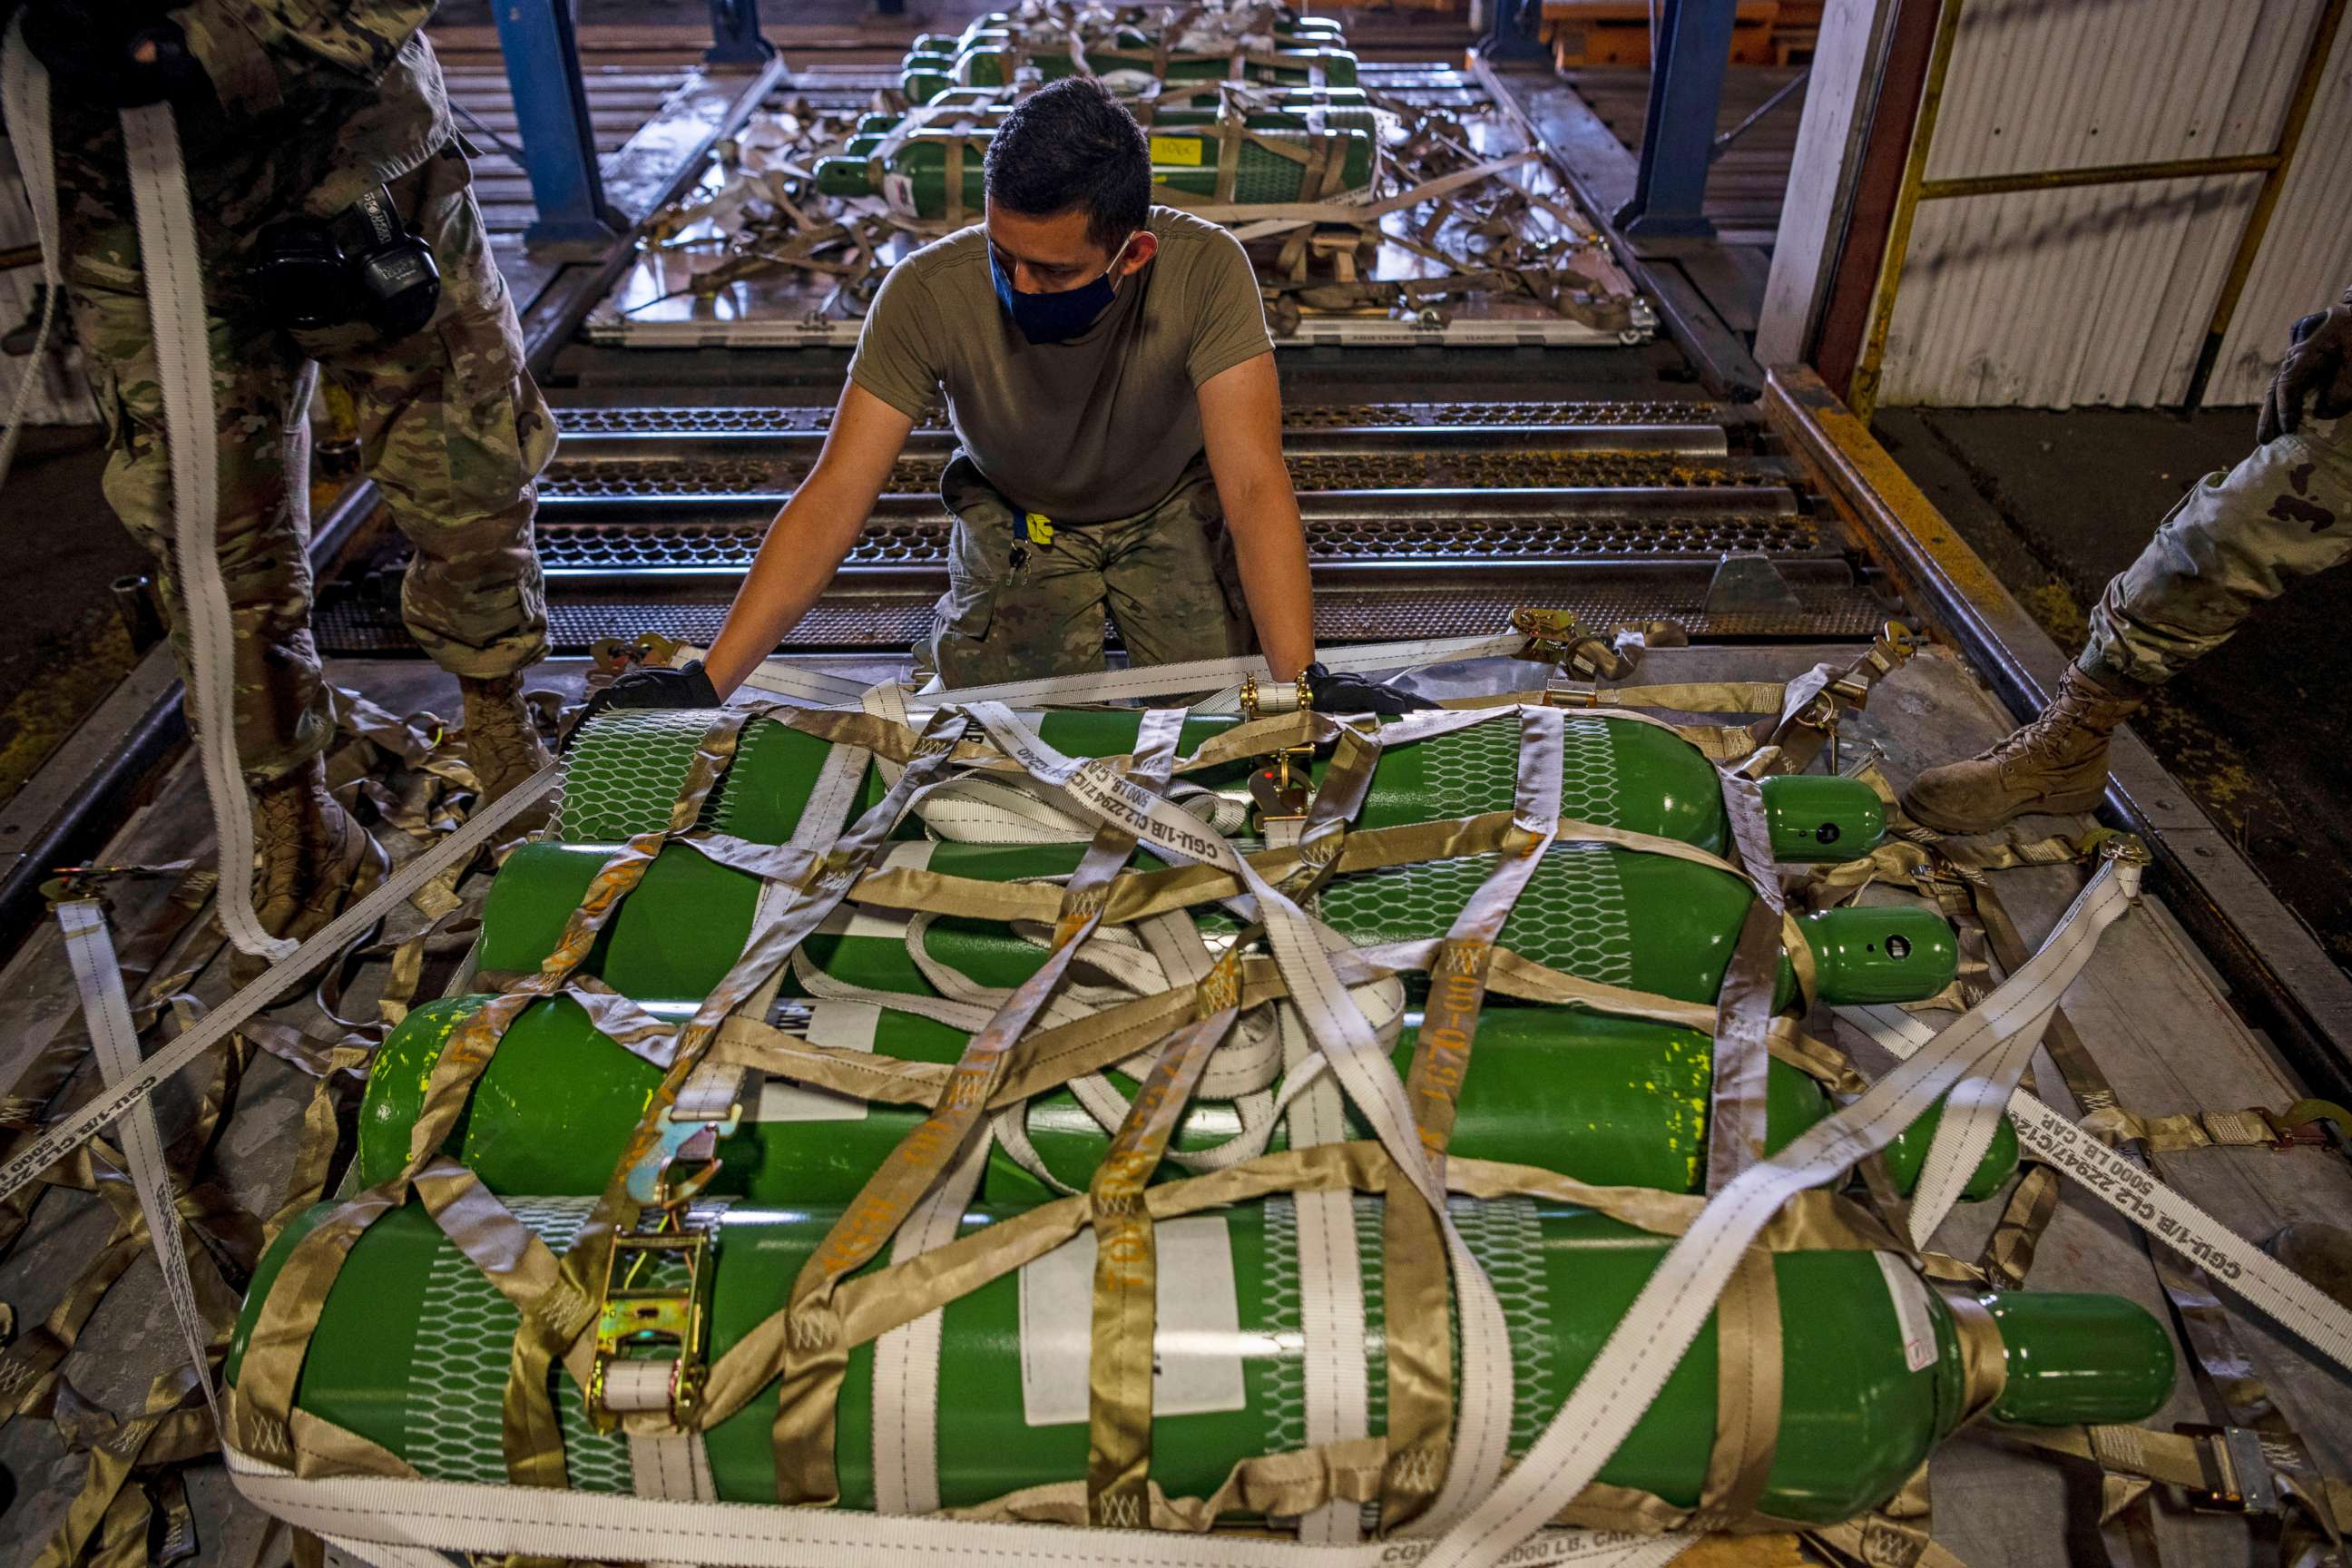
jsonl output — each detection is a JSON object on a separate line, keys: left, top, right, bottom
{"left": 174, "top": 0, "right": 436, "bottom": 117}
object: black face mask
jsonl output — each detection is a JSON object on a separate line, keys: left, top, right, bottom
{"left": 990, "top": 233, "right": 1136, "bottom": 344}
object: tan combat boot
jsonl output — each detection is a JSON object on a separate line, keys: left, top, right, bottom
{"left": 1901, "top": 664, "right": 2145, "bottom": 834}
{"left": 237, "top": 756, "right": 389, "bottom": 985}
{"left": 459, "top": 671, "right": 554, "bottom": 804}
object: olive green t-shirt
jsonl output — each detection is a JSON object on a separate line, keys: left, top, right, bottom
{"left": 848, "top": 206, "right": 1274, "bottom": 524}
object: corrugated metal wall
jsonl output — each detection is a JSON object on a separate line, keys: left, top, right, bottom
{"left": 1877, "top": 0, "right": 2351, "bottom": 409}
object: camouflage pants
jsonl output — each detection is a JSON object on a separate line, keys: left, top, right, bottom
{"left": 2080, "top": 413, "right": 2350, "bottom": 689}
{"left": 67, "top": 142, "right": 553, "bottom": 785}
{"left": 921, "top": 453, "right": 1257, "bottom": 687}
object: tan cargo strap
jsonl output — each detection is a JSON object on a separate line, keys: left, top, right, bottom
{"left": 2080, "top": 1102, "right": 2347, "bottom": 1152}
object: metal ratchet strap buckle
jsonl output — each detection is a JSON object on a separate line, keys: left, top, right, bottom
{"left": 625, "top": 1080, "right": 745, "bottom": 1210}
{"left": 1239, "top": 670, "right": 1313, "bottom": 721}
{"left": 589, "top": 1213, "right": 718, "bottom": 1433}
{"left": 1510, "top": 606, "right": 1583, "bottom": 668}
{"left": 1543, "top": 681, "right": 1600, "bottom": 709}
{"left": 2176, "top": 1425, "right": 2281, "bottom": 1515}
{"left": 2265, "top": 1097, "right": 2352, "bottom": 1151}
{"left": 1249, "top": 743, "right": 1315, "bottom": 837}
{"left": 588, "top": 632, "right": 690, "bottom": 679}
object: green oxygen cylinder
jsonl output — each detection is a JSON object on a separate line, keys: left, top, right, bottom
{"left": 230, "top": 1196, "right": 2173, "bottom": 1523}
{"left": 559, "top": 709, "right": 1888, "bottom": 864}
{"left": 466, "top": 834, "right": 1951, "bottom": 1014}
{"left": 1310, "top": 843, "right": 1958, "bottom": 1009}
{"left": 945, "top": 11, "right": 1351, "bottom": 48}
{"left": 861, "top": 85, "right": 1373, "bottom": 133}
{"left": 351, "top": 993, "right": 2019, "bottom": 1208}
{"left": 842, "top": 103, "right": 1381, "bottom": 160}
{"left": 906, "top": 43, "right": 1361, "bottom": 103}
{"left": 813, "top": 123, "right": 1375, "bottom": 215}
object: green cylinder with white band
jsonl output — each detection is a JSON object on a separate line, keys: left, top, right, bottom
{"left": 352, "top": 992, "right": 2018, "bottom": 1207}
{"left": 558, "top": 708, "right": 1888, "bottom": 865}
{"left": 228, "top": 1195, "right": 2172, "bottom": 1523}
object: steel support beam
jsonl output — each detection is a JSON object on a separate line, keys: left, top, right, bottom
{"left": 1615, "top": 0, "right": 1736, "bottom": 242}
{"left": 705, "top": 0, "right": 775, "bottom": 64}
{"left": 492, "top": 0, "right": 629, "bottom": 248}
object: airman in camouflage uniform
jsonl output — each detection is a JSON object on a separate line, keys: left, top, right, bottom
{"left": 922, "top": 454, "right": 1254, "bottom": 686}
{"left": 1906, "top": 289, "right": 2352, "bottom": 834}
{"left": 17, "top": 0, "right": 553, "bottom": 947}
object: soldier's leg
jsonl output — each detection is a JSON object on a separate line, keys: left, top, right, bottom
{"left": 1100, "top": 464, "right": 1257, "bottom": 667}
{"left": 69, "top": 267, "right": 385, "bottom": 956}
{"left": 1905, "top": 416, "right": 2352, "bottom": 834}
{"left": 296, "top": 143, "right": 555, "bottom": 798}
{"left": 2081, "top": 414, "right": 2352, "bottom": 687}
{"left": 68, "top": 278, "right": 337, "bottom": 783}
{"left": 924, "top": 455, "right": 1111, "bottom": 687}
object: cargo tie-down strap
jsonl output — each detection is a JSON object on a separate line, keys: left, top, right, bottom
{"left": 34, "top": 645, "right": 2352, "bottom": 1568}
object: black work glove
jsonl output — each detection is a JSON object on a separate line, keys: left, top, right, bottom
{"left": 1305, "top": 662, "right": 1439, "bottom": 716}
{"left": 564, "top": 660, "right": 721, "bottom": 750}
{"left": 22, "top": 6, "right": 206, "bottom": 109}
{"left": 2258, "top": 287, "right": 2352, "bottom": 446}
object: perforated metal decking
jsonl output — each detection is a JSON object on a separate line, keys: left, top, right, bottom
{"left": 316, "top": 388, "right": 1898, "bottom": 653}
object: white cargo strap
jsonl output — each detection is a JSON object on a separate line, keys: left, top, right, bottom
{"left": 735, "top": 731, "right": 877, "bottom": 1030}
{"left": 1282, "top": 1001, "right": 1370, "bottom": 1545}
{"left": 0, "top": 21, "right": 63, "bottom": 492}
{"left": 874, "top": 705, "right": 1187, "bottom": 1517}
{"left": 56, "top": 899, "right": 221, "bottom": 1426}
{"left": 1840, "top": 1002, "right": 2352, "bottom": 1378}
{"left": 1891, "top": 860, "right": 2141, "bottom": 1243}
{"left": 701, "top": 633, "right": 1526, "bottom": 713}
{"left": 228, "top": 1450, "right": 1685, "bottom": 1568}
{"left": 120, "top": 101, "right": 291, "bottom": 961}
{"left": 612, "top": 1351, "right": 719, "bottom": 1506}
{"left": 962, "top": 702, "right": 1515, "bottom": 1534}
{"left": 0, "top": 761, "right": 560, "bottom": 1207}
{"left": 1418, "top": 856, "right": 2141, "bottom": 1568}
{"left": 628, "top": 1427, "right": 719, "bottom": 1504}
{"left": 871, "top": 1126, "right": 992, "bottom": 1514}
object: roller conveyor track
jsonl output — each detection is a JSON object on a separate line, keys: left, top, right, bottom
{"left": 546, "top": 400, "right": 1739, "bottom": 435}
{"left": 319, "top": 395, "right": 1896, "bottom": 652}
{"left": 524, "top": 505, "right": 1825, "bottom": 580}
{"left": 538, "top": 449, "right": 1791, "bottom": 501}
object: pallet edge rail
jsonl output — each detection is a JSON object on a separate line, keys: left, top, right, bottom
{"left": 1763, "top": 362, "right": 2352, "bottom": 1103}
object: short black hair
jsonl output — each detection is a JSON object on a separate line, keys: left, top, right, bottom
{"left": 984, "top": 77, "right": 1151, "bottom": 250}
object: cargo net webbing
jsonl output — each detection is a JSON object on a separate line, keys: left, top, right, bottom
{"left": 222, "top": 637, "right": 2308, "bottom": 1567}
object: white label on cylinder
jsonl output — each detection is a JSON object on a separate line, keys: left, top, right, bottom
{"left": 1876, "top": 1251, "right": 1940, "bottom": 1373}
{"left": 882, "top": 172, "right": 917, "bottom": 218}
{"left": 1017, "top": 1214, "right": 1247, "bottom": 1426}
{"left": 754, "top": 1000, "right": 877, "bottom": 1123}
